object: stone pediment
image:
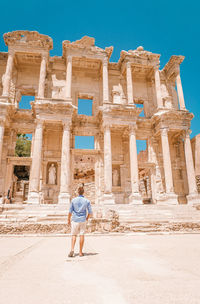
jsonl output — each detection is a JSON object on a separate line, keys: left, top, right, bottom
{"left": 119, "top": 46, "right": 160, "bottom": 67}
{"left": 71, "top": 36, "right": 95, "bottom": 47}
{"left": 63, "top": 36, "right": 113, "bottom": 59}
{"left": 4, "top": 31, "right": 53, "bottom": 50}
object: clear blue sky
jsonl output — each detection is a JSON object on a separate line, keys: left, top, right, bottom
{"left": 1, "top": 0, "right": 199, "bottom": 151}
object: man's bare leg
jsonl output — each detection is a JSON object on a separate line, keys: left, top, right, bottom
{"left": 79, "top": 235, "right": 84, "bottom": 256}
{"left": 71, "top": 235, "right": 77, "bottom": 252}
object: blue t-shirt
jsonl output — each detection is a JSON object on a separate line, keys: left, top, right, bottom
{"left": 69, "top": 195, "right": 92, "bottom": 223}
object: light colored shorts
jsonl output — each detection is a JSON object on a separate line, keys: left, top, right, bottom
{"left": 71, "top": 221, "right": 86, "bottom": 235}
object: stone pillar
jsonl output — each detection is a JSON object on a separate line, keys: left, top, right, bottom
{"left": 28, "top": 121, "right": 43, "bottom": 203}
{"left": 0, "top": 123, "right": 5, "bottom": 168}
{"left": 160, "top": 128, "right": 178, "bottom": 203}
{"left": 65, "top": 56, "right": 72, "bottom": 99}
{"left": 176, "top": 66, "right": 186, "bottom": 110}
{"left": 58, "top": 122, "right": 71, "bottom": 204}
{"left": 154, "top": 66, "right": 163, "bottom": 108}
{"left": 37, "top": 54, "right": 47, "bottom": 98}
{"left": 129, "top": 127, "right": 142, "bottom": 204}
{"left": 2, "top": 51, "right": 14, "bottom": 97}
{"left": 102, "top": 57, "right": 109, "bottom": 103}
{"left": 103, "top": 125, "right": 114, "bottom": 204}
{"left": 126, "top": 61, "right": 134, "bottom": 104}
{"left": 184, "top": 130, "right": 199, "bottom": 204}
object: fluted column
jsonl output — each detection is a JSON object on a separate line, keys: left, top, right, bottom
{"left": 2, "top": 51, "right": 14, "bottom": 97}
{"left": 126, "top": 61, "right": 134, "bottom": 104}
{"left": 129, "top": 126, "right": 142, "bottom": 204}
{"left": 154, "top": 66, "right": 163, "bottom": 108}
{"left": 160, "top": 128, "right": 174, "bottom": 194}
{"left": 176, "top": 66, "right": 186, "bottom": 110}
{"left": 37, "top": 54, "right": 47, "bottom": 98}
{"left": 0, "top": 123, "right": 5, "bottom": 168}
{"left": 184, "top": 130, "right": 199, "bottom": 204}
{"left": 102, "top": 57, "right": 109, "bottom": 103}
{"left": 28, "top": 120, "right": 44, "bottom": 203}
{"left": 103, "top": 125, "right": 114, "bottom": 204}
{"left": 58, "top": 122, "right": 71, "bottom": 204}
{"left": 65, "top": 56, "right": 72, "bottom": 99}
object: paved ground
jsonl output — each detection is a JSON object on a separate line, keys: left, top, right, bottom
{"left": 0, "top": 234, "right": 200, "bottom": 304}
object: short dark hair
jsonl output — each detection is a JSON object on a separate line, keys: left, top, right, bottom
{"left": 78, "top": 186, "right": 84, "bottom": 195}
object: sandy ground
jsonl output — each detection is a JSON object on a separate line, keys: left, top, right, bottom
{"left": 0, "top": 234, "right": 200, "bottom": 304}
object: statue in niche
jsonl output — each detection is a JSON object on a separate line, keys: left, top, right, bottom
{"left": 48, "top": 164, "right": 56, "bottom": 185}
{"left": 113, "top": 169, "right": 119, "bottom": 187}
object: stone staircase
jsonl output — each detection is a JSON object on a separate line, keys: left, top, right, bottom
{"left": 0, "top": 203, "right": 200, "bottom": 234}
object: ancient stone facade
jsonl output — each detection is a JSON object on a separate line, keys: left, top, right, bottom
{"left": 0, "top": 30, "right": 199, "bottom": 205}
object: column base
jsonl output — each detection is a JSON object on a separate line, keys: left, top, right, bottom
{"left": 102, "top": 193, "right": 115, "bottom": 205}
{"left": 27, "top": 192, "right": 40, "bottom": 204}
{"left": 58, "top": 192, "right": 71, "bottom": 205}
{"left": 187, "top": 193, "right": 200, "bottom": 205}
{"left": 157, "top": 193, "right": 178, "bottom": 205}
{"left": 129, "top": 193, "right": 143, "bottom": 205}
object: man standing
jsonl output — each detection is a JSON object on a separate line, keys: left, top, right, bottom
{"left": 68, "top": 186, "right": 92, "bottom": 257}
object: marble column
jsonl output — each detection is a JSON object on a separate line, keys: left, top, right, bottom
{"left": 160, "top": 128, "right": 178, "bottom": 203}
{"left": 102, "top": 57, "right": 109, "bottom": 103}
{"left": 65, "top": 56, "right": 72, "bottom": 99}
{"left": 129, "top": 127, "right": 142, "bottom": 204}
{"left": 38, "top": 54, "right": 47, "bottom": 98}
{"left": 2, "top": 51, "right": 14, "bottom": 97}
{"left": 103, "top": 125, "right": 114, "bottom": 204}
{"left": 176, "top": 66, "right": 186, "bottom": 110}
{"left": 154, "top": 66, "right": 163, "bottom": 108}
{"left": 0, "top": 123, "right": 5, "bottom": 168}
{"left": 58, "top": 122, "right": 71, "bottom": 204}
{"left": 184, "top": 130, "right": 199, "bottom": 204}
{"left": 28, "top": 121, "right": 43, "bottom": 203}
{"left": 126, "top": 61, "right": 134, "bottom": 104}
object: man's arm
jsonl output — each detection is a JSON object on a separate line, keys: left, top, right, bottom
{"left": 86, "top": 201, "right": 93, "bottom": 221}
{"left": 68, "top": 202, "right": 73, "bottom": 225}
{"left": 68, "top": 212, "right": 72, "bottom": 226}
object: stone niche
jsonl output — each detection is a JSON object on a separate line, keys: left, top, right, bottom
{"left": 46, "top": 162, "right": 57, "bottom": 185}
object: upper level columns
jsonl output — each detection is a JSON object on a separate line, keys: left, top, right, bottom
{"left": 126, "top": 61, "right": 134, "bottom": 105}
{"left": 184, "top": 130, "right": 199, "bottom": 204}
{"left": 2, "top": 51, "right": 14, "bottom": 97}
{"left": 38, "top": 54, "right": 47, "bottom": 98}
{"left": 176, "top": 66, "right": 186, "bottom": 110}
{"left": 154, "top": 66, "right": 163, "bottom": 109}
{"left": 129, "top": 126, "right": 142, "bottom": 204}
{"left": 0, "top": 122, "right": 5, "bottom": 168}
{"left": 65, "top": 56, "right": 72, "bottom": 99}
{"left": 58, "top": 121, "right": 71, "bottom": 204}
{"left": 102, "top": 57, "right": 109, "bottom": 103}
{"left": 28, "top": 120, "right": 44, "bottom": 203}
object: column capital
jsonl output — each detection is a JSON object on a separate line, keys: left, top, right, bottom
{"left": 62, "top": 120, "right": 71, "bottom": 131}
{"left": 41, "top": 53, "right": 48, "bottom": 60}
{"left": 102, "top": 56, "right": 108, "bottom": 66}
{"left": 66, "top": 55, "right": 72, "bottom": 62}
{"left": 8, "top": 49, "right": 15, "bottom": 57}
{"left": 129, "top": 125, "right": 137, "bottom": 135}
{"left": 160, "top": 128, "right": 168, "bottom": 136}
{"left": 126, "top": 60, "right": 132, "bottom": 68}
{"left": 153, "top": 64, "right": 160, "bottom": 71}
{"left": 35, "top": 119, "right": 44, "bottom": 128}
{"left": 185, "top": 129, "right": 191, "bottom": 138}
{"left": 102, "top": 123, "right": 111, "bottom": 132}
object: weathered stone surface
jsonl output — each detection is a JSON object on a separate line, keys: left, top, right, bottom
{"left": 0, "top": 30, "right": 199, "bottom": 211}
